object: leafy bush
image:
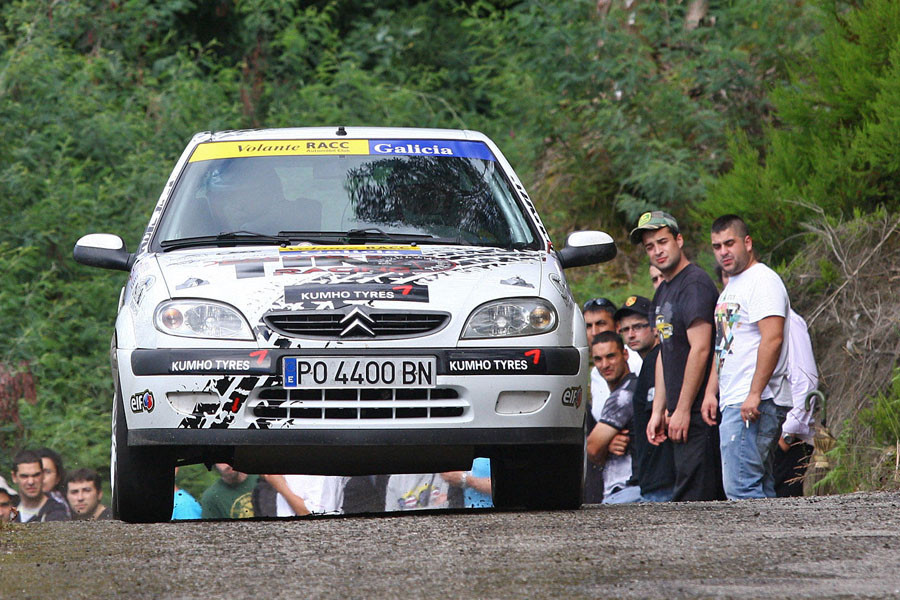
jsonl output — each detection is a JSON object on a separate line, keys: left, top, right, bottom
{"left": 819, "top": 368, "right": 900, "bottom": 493}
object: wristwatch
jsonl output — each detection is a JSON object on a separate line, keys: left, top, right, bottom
{"left": 460, "top": 472, "right": 468, "bottom": 489}
{"left": 782, "top": 433, "right": 798, "bottom": 445}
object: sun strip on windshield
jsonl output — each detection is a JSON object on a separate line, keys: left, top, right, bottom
{"left": 279, "top": 245, "right": 422, "bottom": 255}
{"left": 188, "top": 139, "right": 496, "bottom": 162}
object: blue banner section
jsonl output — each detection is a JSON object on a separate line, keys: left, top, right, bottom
{"left": 283, "top": 357, "right": 298, "bottom": 387}
{"left": 369, "top": 140, "right": 495, "bottom": 161}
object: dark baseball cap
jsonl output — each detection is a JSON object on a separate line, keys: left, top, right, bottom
{"left": 629, "top": 211, "right": 679, "bottom": 245}
{"left": 614, "top": 295, "right": 653, "bottom": 321}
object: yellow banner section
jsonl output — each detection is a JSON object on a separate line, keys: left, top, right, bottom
{"left": 189, "top": 140, "right": 370, "bottom": 162}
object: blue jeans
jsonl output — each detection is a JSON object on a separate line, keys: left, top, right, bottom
{"left": 602, "top": 484, "right": 642, "bottom": 504}
{"left": 719, "top": 400, "right": 786, "bottom": 500}
{"left": 640, "top": 486, "right": 674, "bottom": 503}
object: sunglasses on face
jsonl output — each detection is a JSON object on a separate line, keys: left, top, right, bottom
{"left": 582, "top": 298, "right": 615, "bottom": 312}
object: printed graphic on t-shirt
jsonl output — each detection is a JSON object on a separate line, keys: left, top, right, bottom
{"left": 655, "top": 301, "right": 674, "bottom": 341}
{"left": 386, "top": 474, "right": 450, "bottom": 511}
{"left": 600, "top": 384, "right": 634, "bottom": 430}
{"left": 714, "top": 301, "right": 741, "bottom": 371}
{"left": 599, "top": 375, "right": 637, "bottom": 496}
{"left": 398, "top": 482, "right": 445, "bottom": 509}
{"left": 229, "top": 492, "right": 254, "bottom": 519}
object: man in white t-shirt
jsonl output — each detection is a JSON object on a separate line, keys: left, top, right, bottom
{"left": 266, "top": 474, "right": 347, "bottom": 516}
{"left": 716, "top": 264, "right": 819, "bottom": 497}
{"left": 703, "top": 214, "right": 791, "bottom": 499}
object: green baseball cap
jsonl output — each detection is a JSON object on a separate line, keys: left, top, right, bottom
{"left": 629, "top": 211, "right": 679, "bottom": 244}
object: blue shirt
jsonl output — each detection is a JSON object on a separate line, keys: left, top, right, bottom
{"left": 464, "top": 457, "right": 493, "bottom": 508}
{"left": 172, "top": 488, "right": 202, "bottom": 520}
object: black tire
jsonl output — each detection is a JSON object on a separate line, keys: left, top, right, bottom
{"left": 112, "top": 383, "right": 175, "bottom": 523}
{"left": 491, "top": 443, "right": 584, "bottom": 510}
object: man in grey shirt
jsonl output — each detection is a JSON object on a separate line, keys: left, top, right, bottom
{"left": 586, "top": 331, "right": 640, "bottom": 504}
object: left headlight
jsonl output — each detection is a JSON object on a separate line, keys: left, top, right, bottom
{"left": 461, "top": 298, "right": 558, "bottom": 339}
{"left": 154, "top": 300, "right": 254, "bottom": 340}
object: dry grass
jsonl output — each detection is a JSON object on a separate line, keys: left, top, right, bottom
{"left": 784, "top": 208, "right": 900, "bottom": 491}
{"left": 786, "top": 208, "right": 900, "bottom": 431}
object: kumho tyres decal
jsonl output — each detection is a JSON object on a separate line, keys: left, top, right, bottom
{"left": 447, "top": 349, "right": 548, "bottom": 375}
{"left": 284, "top": 283, "right": 429, "bottom": 304}
{"left": 187, "top": 139, "right": 496, "bottom": 162}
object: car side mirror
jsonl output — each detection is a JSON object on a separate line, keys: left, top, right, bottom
{"left": 557, "top": 231, "right": 617, "bottom": 269}
{"left": 73, "top": 233, "right": 134, "bottom": 272}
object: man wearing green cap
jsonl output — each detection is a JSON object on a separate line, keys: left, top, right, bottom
{"left": 630, "top": 211, "right": 724, "bottom": 501}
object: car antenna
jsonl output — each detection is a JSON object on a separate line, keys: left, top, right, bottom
{"left": 336, "top": 126, "right": 347, "bottom": 136}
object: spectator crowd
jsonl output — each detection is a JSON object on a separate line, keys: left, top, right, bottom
{"left": 2, "top": 211, "right": 818, "bottom": 522}
{"left": 583, "top": 211, "right": 819, "bottom": 504}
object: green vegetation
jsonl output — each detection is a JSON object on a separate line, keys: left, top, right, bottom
{"left": 1, "top": 0, "right": 898, "bottom": 493}
{"left": 819, "top": 368, "right": 900, "bottom": 493}
{"left": 698, "top": 0, "right": 900, "bottom": 258}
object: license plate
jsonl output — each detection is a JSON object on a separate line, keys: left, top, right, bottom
{"left": 282, "top": 356, "right": 436, "bottom": 389}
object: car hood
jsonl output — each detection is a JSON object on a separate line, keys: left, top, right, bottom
{"left": 155, "top": 245, "right": 547, "bottom": 334}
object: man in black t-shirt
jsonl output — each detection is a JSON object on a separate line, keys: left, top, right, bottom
{"left": 614, "top": 295, "right": 675, "bottom": 502}
{"left": 630, "top": 211, "right": 724, "bottom": 501}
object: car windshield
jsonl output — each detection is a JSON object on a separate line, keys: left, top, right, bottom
{"left": 153, "top": 139, "right": 539, "bottom": 250}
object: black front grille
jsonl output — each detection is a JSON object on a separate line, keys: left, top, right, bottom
{"left": 264, "top": 310, "right": 450, "bottom": 339}
{"left": 248, "top": 386, "right": 466, "bottom": 420}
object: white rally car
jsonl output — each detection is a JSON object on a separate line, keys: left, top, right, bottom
{"left": 74, "top": 127, "right": 616, "bottom": 522}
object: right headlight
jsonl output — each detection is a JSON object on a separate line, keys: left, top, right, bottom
{"left": 461, "top": 298, "right": 558, "bottom": 339}
{"left": 154, "top": 300, "right": 254, "bottom": 340}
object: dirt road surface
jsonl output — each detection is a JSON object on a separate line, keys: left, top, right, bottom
{"left": 1, "top": 491, "right": 899, "bottom": 599}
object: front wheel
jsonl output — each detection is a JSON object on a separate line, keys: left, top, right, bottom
{"left": 491, "top": 444, "right": 584, "bottom": 510}
{"left": 111, "top": 384, "right": 175, "bottom": 523}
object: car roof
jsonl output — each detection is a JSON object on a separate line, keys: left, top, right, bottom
{"left": 196, "top": 127, "right": 491, "bottom": 144}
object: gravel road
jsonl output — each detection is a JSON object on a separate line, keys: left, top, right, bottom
{"left": 2, "top": 491, "right": 899, "bottom": 599}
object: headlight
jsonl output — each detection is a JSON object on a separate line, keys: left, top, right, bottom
{"left": 154, "top": 300, "right": 254, "bottom": 340}
{"left": 461, "top": 298, "right": 558, "bottom": 339}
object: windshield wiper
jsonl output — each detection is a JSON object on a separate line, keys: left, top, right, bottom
{"left": 277, "top": 231, "right": 355, "bottom": 244}
{"left": 343, "top": 227, "right": 403, "bottom": 243}
{"left": 342, "top": 228, "right": 469, "bottom": 245}
{"left": 159, "top": 231, "right": 289, "bottom": 251}
{"left": 278, "top": 229, "right": 449, "bottom": 245}
{"left": 274, "top": 229, "right": 477, "bottom": 246}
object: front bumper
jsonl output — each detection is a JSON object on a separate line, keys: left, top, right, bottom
{"left": 119, "top": 346, "right": 588, "bottom": 432}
